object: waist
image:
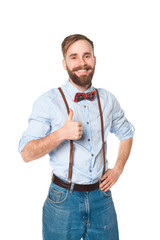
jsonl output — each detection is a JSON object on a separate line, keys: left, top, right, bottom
{"left": 52, "top": 174, "right": 100, "bottom": 192}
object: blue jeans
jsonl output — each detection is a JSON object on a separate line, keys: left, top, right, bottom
{"left": 43, "top": 181, "right": 119, "bottom": 240}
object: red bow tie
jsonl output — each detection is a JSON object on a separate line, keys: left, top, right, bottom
{"left": 74, "top": 91, "right": 96, "bottom": 102}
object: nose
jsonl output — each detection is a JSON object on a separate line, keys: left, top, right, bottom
{"left": 78, "top": 57, "right": 86, "bottom": 66}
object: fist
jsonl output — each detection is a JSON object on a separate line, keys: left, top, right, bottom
{"left": 63, "top": 109, "right": 83, "bottom": 140}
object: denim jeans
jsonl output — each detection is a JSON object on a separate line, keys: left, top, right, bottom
{"left": 43, "top": 181, "right": 119, "bottom": 240}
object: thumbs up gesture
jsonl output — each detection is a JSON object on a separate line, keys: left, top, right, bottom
{"left": 66, "top": 108, "right": 74, "bottom": 122}
{"left": 62, "top": 109, "right": 83, "bottom": 140}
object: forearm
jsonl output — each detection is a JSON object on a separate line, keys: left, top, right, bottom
{"left": 21, "top": 128, "right": 65, "bottom": 162}
{"left": 21, "top": 109, "right": 83, "bottom": 163}
{"left": 114, "top": 137, "right": 133, "bottom": 174}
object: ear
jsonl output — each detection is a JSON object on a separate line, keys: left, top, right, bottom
{"left": 62, "top": 59, "right": 67, "bottom": 70}
{"left": 94, "top": 56, "right": 96, "bottom": 65}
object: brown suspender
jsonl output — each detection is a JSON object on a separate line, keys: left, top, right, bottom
{"left": 58, "top": 87, "right": 105, "bottom": 182}
{"left": 58, "top": 87, "right": 74, "bottom": 183}
{"left": 95, "top": 89, "right": 106, "bottom": 176}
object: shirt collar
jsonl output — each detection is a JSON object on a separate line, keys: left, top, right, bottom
{"left": 64, "top": 79, "right": 95, "bottom": 101}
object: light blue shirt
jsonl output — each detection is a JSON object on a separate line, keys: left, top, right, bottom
{"left": 18, "top": 80, "right": 134, "bottom": 184}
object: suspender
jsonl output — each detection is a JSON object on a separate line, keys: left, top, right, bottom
{"left": 58, "top": 87, "right": 105, "bottom": 182}
{"left": 95, "top": 89, "right": 106, "bottom": 176}
{"left": 58, "top": 87, "right": 74, "bottom": 183}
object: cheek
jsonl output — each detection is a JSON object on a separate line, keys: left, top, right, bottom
{"left": 66, "top": 61, "right": 76, "bottom": 71}
{"left": 87, "top": 59, "right": 95, "bottom": 67}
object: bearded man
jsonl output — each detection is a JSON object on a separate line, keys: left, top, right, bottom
{"left": 19, "top": 34, "right": 134, "bottom": 240}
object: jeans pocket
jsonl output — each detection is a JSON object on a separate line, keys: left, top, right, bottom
{"left": 101, "top": 189, "right": 112, "bottom": 197}
{"left": 47, "top": 182, "right": 68, "bottom": 204}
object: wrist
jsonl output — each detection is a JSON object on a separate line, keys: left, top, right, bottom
{"left": 113, "top": 165, "right": 123, "bottom": 176}
{"left": 56, "top": 126, "right": 67, "bottom": 141}
{"left": 48, "top": 128, "right": 66, "bottom": 145}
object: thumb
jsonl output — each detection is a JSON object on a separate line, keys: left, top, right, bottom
{"left": 67, "top": 108, "right": 74, "bottom": 121}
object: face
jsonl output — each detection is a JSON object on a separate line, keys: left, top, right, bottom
{"left": 63, "top": 40, "right": 96, "bottom": 87}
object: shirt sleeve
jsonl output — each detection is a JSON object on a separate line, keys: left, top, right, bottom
{"left": 18, "top": 95, "right": 52, "bottom": 153}
{"left": 110, "top": 95, "right": 135, "bottom": 141}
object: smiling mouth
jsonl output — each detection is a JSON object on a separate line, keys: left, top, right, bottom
{"left": 75, "top": 67, "right": 92, "bottom": 73}
{"left": 75, "top": 69, "right": 90, "bottom": 76}
{"left": 77, "top": 69, "right": 88, "bottom": 72}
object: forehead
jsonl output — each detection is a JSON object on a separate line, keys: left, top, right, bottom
{"left": 66, "top": 40, "right": 93, "bottom": 56}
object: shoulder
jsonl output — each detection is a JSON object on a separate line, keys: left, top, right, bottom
{"left": 30, "top": 88, "right": 62, "bottom": 116}
{"left": 34, "top": 88, "right": 60, "bottom": 105}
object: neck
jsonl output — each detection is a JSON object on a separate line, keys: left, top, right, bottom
{"left": 69, "top": 79, "right": 91, "bottom": 92}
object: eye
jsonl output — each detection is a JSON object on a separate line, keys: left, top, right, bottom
{"left": 85, "top": 55, "right": 90, "bottom": 59}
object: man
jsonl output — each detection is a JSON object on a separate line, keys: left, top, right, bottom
{"left": 19, "top": 34, "right": 134, "bottom": 240}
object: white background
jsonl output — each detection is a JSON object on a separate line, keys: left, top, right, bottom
{"left": 0, "top": 0, "right": 160, "bottom": 239}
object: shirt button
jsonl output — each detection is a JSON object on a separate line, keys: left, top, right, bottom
{"left": 87, "top": 122, "right": 89, "bottom": 124}
{"left": 90, "top": 169, "right": 92, "bottom": 173}
{"left": 88, "top": 139, "right": 90, "bottom": 142}
{"left": 84, "top": 105, "right": 86, "bottom": 108}
{"left": 91, "top": 154, "right": 94, "bottom": 157}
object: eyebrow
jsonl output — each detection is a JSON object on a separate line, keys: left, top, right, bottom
{"left": 69, "top": 53, "right": 77, "bottom": 57}
{"left": 83, "top": 52, "right": 92, "bottom": 55}
{"left": 69, "top": 52, "right": 92, "bottom": 58}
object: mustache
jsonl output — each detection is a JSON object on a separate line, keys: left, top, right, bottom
{"left": 72, "top": 65, "right": 93, "bottom": 72}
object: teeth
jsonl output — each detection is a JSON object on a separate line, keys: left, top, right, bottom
{"left": 78, "top": 70, "right": 87, "bottom": 72}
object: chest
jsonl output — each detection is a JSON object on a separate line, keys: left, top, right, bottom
{"left": 50, "top": 95, "right": 112, "bottom": 136}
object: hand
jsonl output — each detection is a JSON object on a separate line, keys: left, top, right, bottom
{"left": 62, "top": 109, "right": 83, "bottom": 140}
{"left": 99, "top": 168, "right": 121, "bottom": 192}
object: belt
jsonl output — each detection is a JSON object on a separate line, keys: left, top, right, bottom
{"left": 52, "top": 174, "right": 100, "bottom": 192}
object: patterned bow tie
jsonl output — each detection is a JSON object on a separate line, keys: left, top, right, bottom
{"left": 74, "top": 91, "right": 96, "bottom": 102}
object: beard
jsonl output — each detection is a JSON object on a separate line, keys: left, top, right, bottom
{"left": 66, "top": 64, "right": 95, "bottom": 87}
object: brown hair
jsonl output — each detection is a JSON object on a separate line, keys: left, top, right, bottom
{"left": 61, "top": 34, "right": 94, "bottom": 58}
